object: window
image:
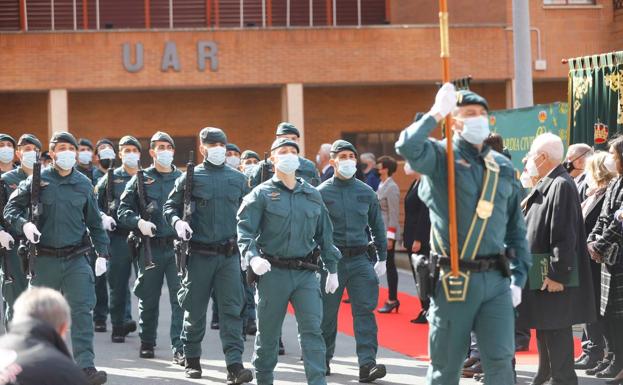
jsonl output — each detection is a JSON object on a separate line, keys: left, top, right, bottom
{"left": 107, "top": 136, "right": 197, "bottom": 169}
{"left": 342, "top": 131, "right": 402, "bottom": 159}
{"left": 543, "top": 0, "right": 596, "bottom": 5}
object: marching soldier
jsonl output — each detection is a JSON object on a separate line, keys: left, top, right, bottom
{"left": 237, "top": 138, "right": 341, "bottom": 385}
{"left": 76, "top": 138, "right": 99, "bottom": 185}
{"left": 94, "top": 136, "right": 142, "bottom": 343}
{"left": 4, "top": 132, "right": 110, "bottom": 385}
{"left": 247, "top": 122, "right": 320, "bottom": 188}
{"left": 225, "top": 142, "right": 242, "bottom": 169}
{"left": 117, "top": 131, "right": 184, "bottom": 363}
{"left": 317, "top": 139, "right": 388, "bottom": 382}
{"left": 395, "top": 84, "right": 531, "bottom": 385}
{"left": 0, "top": 134, "right": 16, "bottom": 172}
{"left": 0, "top": 134, "right": 41, "bottom": 326}
{"left": 163, "top": 127, "right": 253, "bottom": 383}
{"left": 93, "top": 138, "right": 117, "bottom": 182}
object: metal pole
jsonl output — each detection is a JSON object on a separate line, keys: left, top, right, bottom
{"left": 309, "top": 0, "right": 312, "bottom": 26}
{"left": 512, "top": 0, "right": 534, "bottom": 108}
{"left": 51, "top": 0, "right": 55, "bottom": 31}
{"left": 357, "top": 0, "right": 361, "bottom": 26}
{"left": 286, "top": 0, "right": 290, "bottom": 27}
{"left": 96, "top": 0, "right": 100, "bottom": 29}
{"left": 262, "top": 0, "right": 266, "bottom": 27}
{"left": 144, "top": 0, "right": 151, "bottom": 29}
{"left": 73, "top": 0, "right": 77, "bottom": 30}
{"left": 240, "top": 0, "right": 244, "bottom": 28}
{"left": 332, "top": 0, "right": 336, "bottom": 26}
{"left": 169, "top": 0, "right": 173, "bottom": 28}
{"left": 82, "top": 0, "right": 88, "bottom": 29}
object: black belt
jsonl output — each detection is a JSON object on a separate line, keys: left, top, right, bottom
{"left": 152, "top": 236, "right": 175, "bottom": 247}
{"left": 337, "top": 245, "right": 369, "bottom": 258}
{"left": 262, "top": 254, "right": 319, "bottom": 271}
{"left": 190, "top": 240, "right": 237, "bottom": 257}
{"left": 437, "top": 255, "right": 505, "bottom": 273}
{"left": 36, "top": 243, "right": 92, "bottom": 259}
{"left": 112, "top": 228, "right": 130, "bottom": 237}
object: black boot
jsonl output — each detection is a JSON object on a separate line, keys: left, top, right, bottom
{"left": 185, "top": 357, "right": 202, "bottom": 379}
{"left": 111, "top": 326, "right": 125, "bottom": 343}
{"left": 278, "top": 338, "right": 285, "bottom": 355}
{"left": 410, "top": 309, "right": 427, "bottom": 324}
{"left": 246, "top": 319, "right": 257, "bottom": 335}
{"left": 172, "top": 350, "right": 185, "bottom": 366}
{"left": 83, "top": 367, "right": 107, "bottom": 385}
{"left": 588, "top": 360, "right": 612, "bottom": 375}
{"left": 226, "top": 363, "right": 253, "bottom": 384}
{"left": 139, "top": 342, "right": 155, "bottom": 358}
{"left": 359, "top": 362, "right": 386, "bottom": 383}
{"left": 575, "top": 353, "right": 602, "bottom": 370}
{"left": 211, "top": 313, "right": 220, "bottom": 330}
{"left": 326, "top": 360, "right": 331, "bottom": 376}
{"left": 124, "top": 320, "right": 137, "bottom": 336}
{"left": 94, "top": 320, "right": 107, "bottom": 333}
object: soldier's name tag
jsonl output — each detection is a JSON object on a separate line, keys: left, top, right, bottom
{"left": 441, "top": 271, "right": 470, "bottom": 302}
{"left": 476, "top": 200, "right": 493, "bottom": 219}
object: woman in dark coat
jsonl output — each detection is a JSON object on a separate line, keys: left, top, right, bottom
{"left": 517, "top": 133, "right": 595, "bottom": 385}
{"left": 587, "top": 137, "right": 623, "bottom": 383}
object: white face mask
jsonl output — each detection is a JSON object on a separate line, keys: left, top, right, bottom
{"left": 604, "top": 154, "right": 618, "bottom": 173}
{"left": 586, "top": 172, "right": 597, "bottom": 190}
{"left": 21, "top": 151, "right": 37, "bottom": 169}
{"left": 122, "top": 152, "right": 140, "bottom": 168}
{"left": 525, "top": 154, "right": 541, "bottom": 177}
{"left": 55, "top": 150, "right": 76, "bottom": 171}
{"left": 78, "top": 150, "right": 93, "bottom": 165}
{"left": 98, "top": 148, "right": 115, "bottom": 160}
{"left": 459, "top": 116, "right": 490, "bottom": 145}
{"left": 336, "top": 159, "right": 357, "bottom": 179}
{"left": 0, "top": 147, "right": 14, "bottom": 163}
{"left": 155, "top": 150, "right": 174, "bottom": 168}
{"left": 226, "top": 155, "right": 241, "bottom": 169}
{"left": 520, "top": 171, "right": 534, "bottom": 188}
{"left": 206, "top": 146, "right": 226, "bottom": 165}
{"left": 275, "top": 153, "right": 300, "bottom": 175}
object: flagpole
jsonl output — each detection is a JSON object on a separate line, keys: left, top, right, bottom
{"left": 438, "top": 0, "right": 459, "bottom": 277}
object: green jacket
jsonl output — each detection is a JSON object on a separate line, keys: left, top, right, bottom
{"left": 317, "top": 176, "right": 388, "bottom": 261}
{"left": 3, "top": 167, "right": 109, "bottom": 255}
{"left": 94, "top": 166, "right": 134, "bottom": 230}
{"left": 93, "top": 167, "right": 106, "bottom": 184}
{"left": 164, "top": 161, "right": 249, "bottom": 244}
{"left": 76, "top": 164, "right": 101, "bottom": 186}
{"left": 117, "top": 166, "right": 181, "bottom": 238}
{"left": 1, "top": 167, "right": 29, "bottom": 236}
{"left": 237, "top": 177, "right": 341, "bottom": 273}
{"left": 395, "top": 114, "right": 531, "bottom": 287}
{"left": 248, "top": 156, "right": 320, "bottom": 188}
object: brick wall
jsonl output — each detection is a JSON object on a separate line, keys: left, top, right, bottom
{"left": 0, "top": 92, "right": 48, "bottom": 143}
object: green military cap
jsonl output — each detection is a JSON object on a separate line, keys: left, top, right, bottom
{"left": 270, "top": 138, "right": 299, "bottom": 153}
{"left": 78, "top": 138, "right": 94, "bottom": 150}
{"left": 226, "top": 143, "right": 241, "bottom": 154}
{"left": 50, "top": 132, "right": 78, "bottom": 148}
{"left": 200, "top": 127, "right": 227, "bottom": 144}
{"left": 330, "top": 139, "right": 358, "bottom": 156}
{"left": 94, "top": 138, "right": 115, "bottom": 154}
{"left": 150, "top": 131, "right": 175, "bottom": 148}
{"left": 241, "top": 150, "right": 260, "bottom": 161}
{"left": 275, "top": 122, "right": 300, "bottom": 137}
{"left": 0, "top": 134, "right": 16, "bottom": 147}
{"left": 119, "top": 135, "right": 142, "bottom": 151}
{"left": 456, "top": 90, "right": 489, "bottom": 112}
{"left": 17, "top": 134, "right": 42, "bottom": 150}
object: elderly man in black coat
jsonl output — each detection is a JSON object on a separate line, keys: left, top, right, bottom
{"left": 518, "top": 132, "right": 595, "bottom": 385}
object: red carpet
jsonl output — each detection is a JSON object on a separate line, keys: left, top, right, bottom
{"left": 288, "top": 288, "right": 582, "bottom": 365}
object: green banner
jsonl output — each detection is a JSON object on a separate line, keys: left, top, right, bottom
{"left": 489, "top": 102, "right": 569, "bottom": 171}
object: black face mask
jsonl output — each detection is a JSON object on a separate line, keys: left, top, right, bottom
{"left": 100, "top": 159, "right": 114, "bottom": 170}
{"left": 563, "top": 160, "right": 575, "bottom": 173}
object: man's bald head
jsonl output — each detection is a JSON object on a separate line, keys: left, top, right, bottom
{"left": 565, "top": 143, "right": 593, "bottom": 177}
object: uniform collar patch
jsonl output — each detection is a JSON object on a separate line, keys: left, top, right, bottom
{"left": 267, "top": 191, "right": 280, "bottom": 200}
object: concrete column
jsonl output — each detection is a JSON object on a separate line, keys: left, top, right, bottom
{"left": 512, "top": 0, "right": 534, "bottom": 108}
{"left": 48, "top": 89, "right": 69, "bottom": 137}
{"left": 281, "top": 83, "right": 305, "bottom": 156}
{"left": 505, "top": 80, "right": 514, "bottom": 109}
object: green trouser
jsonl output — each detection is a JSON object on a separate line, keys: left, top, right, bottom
{"left": 133, "top": 241, "right": 183, "bottom": 354}
{"left": 427, "top": 270, "right": 515, "bottom": 385}
{"left": 1, "top": 246, "right": 28, "bottom": 329}
{"left": 254, "top": 268, "right": 326, "bottom": 385}
{"left": 107, "top": 232, "right": 136, "bottom": 327}
{"left": 211, "top": 271, "right": 256, "bottom": 327}
{"left": 320, "top": 254, "right": 379, "bottom": 367}
{"left": 30, "top": 254, "right": 96, "bottom": 368}
{"left": 178, "top": 251, "right": 245, "bottom": 364}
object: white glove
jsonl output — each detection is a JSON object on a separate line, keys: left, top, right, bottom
{"left": 240, "top": 257, "right": 249, "bottom": 272}
{"left": 325, "top": 273, "right": 339, "bottom": 294}
{"left": 175, "top": 220, "right": 193, "bottom": 241}
{"left": 95, "top": 257, "right": 108, "bottom": 277}
{"left": 510, "top": 284, "right": 522, "bottom": 308}
{"left": 100, "top": 213, "right": 116, "bottom": 232}
{"left": 430, "top": 82, "right": 457, "bottom": 118}
{"left": 137, "top": 219, "right": 156, "bottom": 237}
{"left": 0, "top": 230, "right": 14, "bottom": 250}
{"left": 23, "top": 222, "right": 41, "bottom": 244}
{"left": 250, "top": 256, "right": 271, "bottom": 276}
{"left": 616, "top": 209, "right": 623, "bottom": 223}
{"left": 374, "top": 260, "right": 387, "bottom": 278}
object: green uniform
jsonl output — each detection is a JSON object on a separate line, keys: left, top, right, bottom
{"left": 395, "top": 114, "right": 531, "bottom": 385}
{"left": 1, "top": 168, "right": 29, "bottom": 326}
{"left": 237, "top": 176, "right": 341, "bottom": 385}
{"left": 4, "top": 167, "right": 110, "bottom": 368}
{"left": 248, "top": 156, "right": 320, "bottom": 187}
{"left": 94, "top": 167, "right": 136, "bottom": 330}
{"left": 93, "top": 167, "right": 106, "bottom": 183}
{"left": 164, "top": 161, "right": 248, "bottom": 364}
{"left": 117, "top": 165, "right": 183, "bottom": 355}
{"left": 317, "top": 175, "right": 387, "bottom": 367}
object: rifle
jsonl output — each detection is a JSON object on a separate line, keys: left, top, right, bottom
{"left": 104, "top": 165, "right": 118, "bottom": 233}
{"left": 0, "top": 173, "right": 14, "bottom": 284}
{"left": 174, "top": 151, "right": 195, "bottom": 277}
{"left": 260, "top": 152, "right": 271, "bottom": 183}
{"left": 23, "top": 157, "right": 41, "bottom": 279}
{"left": 135, "top": 166, "right": 156, "bottom": 270}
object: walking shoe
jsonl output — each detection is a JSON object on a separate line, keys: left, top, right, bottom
{"left": 359, "top": 362, "right": 386, "bottom": 383}
{"left": 226, "top": 363, "right": 253, "bottom": 384}
{"left": 83, "top": 367, "right": 107, "bottom": 385}
{"left": 173, "top": 350, "right": 185, "bottom": 366}
{"left": 587, "top": 360, "right": 611, "bottom": 375}
{"left": 410, "top": 309, "right": 427, "bottom": 324}
{"left": 185, "top": 357, "right": 202, "bottom": 379}
{"left": 575, "top": 353, "right": 602, "bottom": 370}
{"left": 124, "top": 320, "right": 137, "bottom": 335}
{"left": 246, "top": 319, "right": 257, "bottom": 335}
{"left": 139, "top": 342, "right": 155, "bottom": 358}
{"left": 94, "top": 320, "right": 107, "bottom": 333}
{"left": 462, "top": 361, "right": 483, "bottom": 378}
{"left": 278, "top": 337, "right": 285, "bottom": 355}
{"left": 111, "top": 326, "right": 125, "bottom": 343}
{"left": 597, "top": 363, "right": 623, "bottom": 378}
{"left": 326, "top": 360, "right": 331, "bottom": 376}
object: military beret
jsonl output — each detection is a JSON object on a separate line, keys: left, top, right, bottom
{"left": 40, "top": 151, "right": 52, "bottom": 161}
{"left": 330, "top": 140, "right": 357, "bottom": 156}
{"left": 78, "top": 138, "right": 94, "bottom": 150}
{"left": 270, "top": 138, "right": 299, "bottom": 153}
{"left": 150, "top": 131, "right": 175, "bottom": 148}
{"left": 199, "top": 127, "right": 227, "bottom": 144}
{"left": 94, "top": 138, "right": 115, "bottom": 154}
{"left": 119, "top": 135, "right": 142, "bottom": 151}
{"left": 50, "top": 132, "right": 78, "bottom": 148}
{"left": 0, "top": 134, "right": 16, "bottom": 147}
{"left": 456, "top": 90, "right": 489, "bottom": 111}
{"left": 275, "top": 122, "right": 300, "bottom": 137}
{"left": 17, "top": 134, "right": 42, "bottom": 150}
{"left": 226, "top": 143, "right": 241, "bottom": 154}
{"left": 414, "top": 112, "right": 425, "bottom": 122}
{"left": 241, "top": 150, "right": 260, "bottom": 161}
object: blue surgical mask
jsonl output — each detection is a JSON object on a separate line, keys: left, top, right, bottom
{"left": 0, "top": 147, "right": 14, "bottom": 163}
{"left": 226, "top": 155, "right": 241, "bottom": 169}
{"left": 21, "top": 151, "right": 37, "bottom": 169}
{"left": 122, "top": 152, "right": 140, "bottom": 168}
{"left": 275, "top": 153, "right": 300, "bottom": 174}
{"left": 155, "top": 150, "right": 174, "bottom": 168}
{"left": 55, "top": 150, "right": 76, "bottom": 171}
{"left": 337, "top": 159, "right": 357, "bottom": 179}
{"left": 78, "top": 150, "right": 93, "bottom": 165}
{"left": 98, "top": 148, "right": 115, "bottom": 160}
{"left": 206, "top": 146, "right": 226, "bottom": 166}
{"left": 460, "top": 116, "right": 490, "bottom": 145}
